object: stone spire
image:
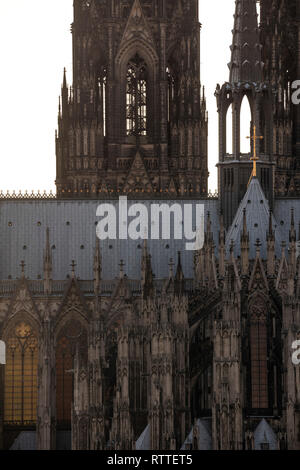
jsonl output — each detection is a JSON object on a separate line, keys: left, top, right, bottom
{"left": 229, "top": 0, "right": 263, "bottom": 83}
{"left": 93, "top": 239, "right": 101, "bottom": 295}
{"left": 218, "top": 213, "right": 226, "bottom": 278}
{"left": 141, "top": 239, "right": 154, "bottom": 299}
{"left": 266, "top": 210, "right": 275, "bottom": 277}
{"left": 43, "top": 228, "right": 52, "bottom": 294}
{"left": 175, "top": 251, "right": 185, "bottom": 295}
{"left": 240, "top": 209, "right": 249, "bottom": 275}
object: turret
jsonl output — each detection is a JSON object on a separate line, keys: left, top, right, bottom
{"left": 43, "top": 228, "right": 52, "bottom": 294}
{"left": 241, "top": 209, "right": 249, "bottom": 276}
{"left": 93, "top": 239, "right": 101, "bottom": 295}
{"left": 267, "top": 210, "right": 275, "bottom": 276}
{"left": 216, "top": 0, "right": 274, "bottom": 228}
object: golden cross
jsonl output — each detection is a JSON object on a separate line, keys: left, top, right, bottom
{"left": 247, "top": 125, "right": 263, "bottom": 180}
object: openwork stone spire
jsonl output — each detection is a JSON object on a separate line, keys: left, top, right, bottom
{"left": 229, "top": 0, "right": 264, "bottom": 83}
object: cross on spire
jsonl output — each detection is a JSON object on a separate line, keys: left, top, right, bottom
{"left": 247, "top": 125, "right": 264, "bottom": 181}
{"left": 71, "top": 260, "right": 76, "bottom": 278}
{"left": 20, "top": 260, "right": 25, "bottom": 277}
{"left": 119, "top": 259, "right": 125, "bottom": 278}
{"left": 169, "top": 258, "right": 174, "bottom": 278}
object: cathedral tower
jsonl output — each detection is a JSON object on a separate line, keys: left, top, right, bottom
{"left": 216, "top": 0, "right": 275, "bottom": 228}
{"left": 260, "top": 0, "right": 300, "bottom": 196}
{"left": 56, "top": 0, "right": 208, "bottom": 199}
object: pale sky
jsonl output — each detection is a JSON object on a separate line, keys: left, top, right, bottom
{"left": 0, "top": 0, "right": 236, "bottom": 193}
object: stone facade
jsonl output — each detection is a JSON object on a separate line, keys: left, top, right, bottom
{"left": 0, "top": 0, "right": 300, "bottom": 451}
{"left": 56, "top": 0, "right": 208, "bottom": 199}
{"left": 261, "top": 0, "right": 300, "bottom": 197}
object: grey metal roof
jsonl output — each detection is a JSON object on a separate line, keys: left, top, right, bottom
{"left": 136, "top": 424, "right": 150, "bottom": 450}
{"left": 229, "top": 0, "right": 263, "bottom": 83}
{"left": 254, "top": 419, "right": 277, "bottom": 450}
{"left": 226, "top": 177, "right": 287, "bottom": 259}
{"left": 10, "top": 431, "right": 37, "bottom": 450}
{"left": 274, "top": 198, "right": 300, "bottom": 243}
{"left": 0, "top": 199, "right": 219, "bottom": 281}
{"left": 181, "top": 418, "right": 212, "bottom": 450}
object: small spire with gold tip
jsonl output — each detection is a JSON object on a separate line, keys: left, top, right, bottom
{"left": 247, "top": 125, "right": 264, "bottom": 184}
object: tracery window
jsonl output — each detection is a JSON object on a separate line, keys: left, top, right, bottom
{"left": 250, "top": 301, "right": 269, "bottom": 409}
{"left": 126, "top": 54, "right": 147, "bottom": 136}
{"left": 4, "top": 322, "right": 38, "bottom": 425}
{"left": 56, "top": 319, "right": 87, "bottom": 427}
{"left": 98, "top": 68, "right": 107, "bottom": 137}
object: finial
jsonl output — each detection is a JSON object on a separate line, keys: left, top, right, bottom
{"left": 207, "top": 211, "right": 212, "bottom": 235}
{"left": 119, "top": 259, "right": 125, "bottom": 278}
{"left": 20, "top": 260, "right": 25, "bottom": 278}
{"left": 289, "top": 208, "right": 296, "bottom": 243}
{"left": 281, "top": 240, "right": 287, "bottom": 256}
{"left": 44, "top": 227, "right": 52, "bottom": 271}
{"left": 291, "top": 207, "right": 295, "bottom": 228}
{"left": 220, "top": 211, "right": 224, "bottom": 227}
{"left": 242, "top": 208, "right": 247, "bottom": 235}
{"left": 169, "top": 258, "right": 174, "bottom": 279}
{"left": 219, "top": 211, "right": 225, "bottom": 242}
{"left": 63, "top": 67, "right": 67, "bottom": 88}
{"left": 255, "top": 239, "right": 262, "bottom": 248}
{"left": 142, "top": 230, "right": 148, "bottom": 256}
{"left": 269, "top": 210, "right": 273, "bottom": 235}
{"left": 255, "top": 239, "right": 262, "bottom": 256}
{"left": 45, "top": 227, "right": 50, "bottom": 254}
{"left": 247, "top": 125, "right": 263, "bottom": 183}
{"left": 71, "top": 260, "right": 76, "bottom": 278}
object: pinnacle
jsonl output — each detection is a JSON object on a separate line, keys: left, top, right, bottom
{"left": 229, "top": 0, "right": 264, "bottom": 83}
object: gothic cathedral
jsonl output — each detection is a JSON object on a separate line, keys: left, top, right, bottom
{"left": 0, "top": 0, "right": 300, "bottom": 451}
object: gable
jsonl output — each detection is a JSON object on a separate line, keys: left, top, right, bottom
{"left": 123, "top": 151, "right": 153, "bottom": 193}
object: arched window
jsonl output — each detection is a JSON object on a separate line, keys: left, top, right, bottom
{"left": 226, "top": 104, "right": 233, "bottom": 155}
{"left": 250, "top": 300, "right": 269, "bottom": 409}
{"left": 126, "top": 54, "right": 147, "bottom": 136}
{"left": 98, "top": 67, "right": 107, "bottom": 137}
{"left": 56, "top": 319, "right": 87, "bottom": 428}
{"left": 4, "top": 322, "right": 38, "bottom": 425}
{"left": 166, "top": 66, "right": 176, "bottom": 124}
{"left": 240, "top": 95, "right": 252, "bottom": 154}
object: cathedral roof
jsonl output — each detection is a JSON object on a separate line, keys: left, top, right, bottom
{"left": 254, "top": 419, "right": 277, "bottom": 451}
{"left": 226, "top": 177, "right": 282, "bottom": 259}
{"left": 228, "top": 0, "right": 264, "bottom": 83}
{"left": 181, "top": 418, "right": 212, "bottom": 450}
{"left": 10, "top": 431, "right": 36, "bottom": 450}
{"left": 136, "top": 424, "right": 150, "bottom": 450}
{"left": 0, "top": 199, "right": 219, "bottom": 282}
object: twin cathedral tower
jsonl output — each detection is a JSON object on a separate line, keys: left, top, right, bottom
{"left": 56, "top": 0, "right": 208, "bottom": 201}
{"left": 57, "top": 0, "right": 300, "bottom": 226}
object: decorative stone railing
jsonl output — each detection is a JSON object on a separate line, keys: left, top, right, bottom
{"left": 0, "top": 189, "right": 218, "bottom": 200}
